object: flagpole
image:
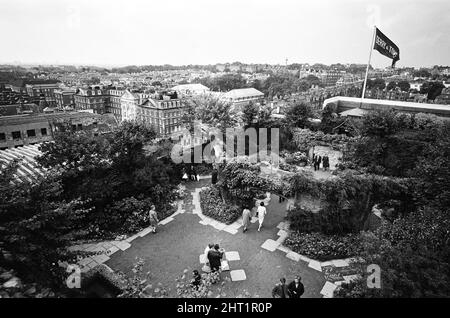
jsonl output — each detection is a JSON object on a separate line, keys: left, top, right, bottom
{"left": 360, "top": 26, "right": 377, "bottom": 106}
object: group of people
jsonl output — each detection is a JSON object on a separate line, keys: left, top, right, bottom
{"left": 202, "top": 243, "right": 225, "bottom": 273}
{"left": 312, "top": 153, "right": 330, "bottom": 171}
{"left": 272, "top": 276, "right": 305, "bottom": 298}
{"left": 242, "top": 202, "right": 267, "bottom": 233}
{"left": 182, "top": 165, "right": 199, "bottom": 182}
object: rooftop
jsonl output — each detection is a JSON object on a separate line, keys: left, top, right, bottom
{"left": 223, "top": 87, "right": 264, "bottom": 99}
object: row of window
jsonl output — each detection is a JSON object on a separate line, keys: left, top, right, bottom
{"left": 0, "top": 128, "right": 48, "bottom": 142}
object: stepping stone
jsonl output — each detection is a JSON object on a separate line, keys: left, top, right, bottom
{"left": 276, "top": 222, "right": 286, "bottom": 230}
{"left": 277, "top": 229, "right": 288, "bottom": 238}
{"left": 308, "top": 260, "right": 322, "bottom": 272}
{"left": 230, "top": 269, "right": 246, "bottom": 282}
{"left": 159, "top": 217, "right": 174, "bottom": 225}
{"left": 225, "top": 251, "right": 240, "bottom": 262}
{"left": 261, "top": 239, "right": 280, "bottom": 252}
{"left": 221, "top": 260, "right": 230, "bottom": 271}
{"left": 286, "top": 251, "right": 301, "bottom": 262}
{"left": 199, "top": 254, "right": 207, "bottom": 264}
{"left": 138, "top": 228, "right": 153, "bottom": 237}
{"left": 78, "top": 257, "right": 93, "bottom": 267}
{"left": 331, "top": 259, "right": 349, "bottom": 267}
{"left": 320, "top": 281, "right": 338, "bottom": 298}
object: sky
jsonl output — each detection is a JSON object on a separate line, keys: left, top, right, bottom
{"left": 0, "top": 0, "right": 449, "bottom": 68}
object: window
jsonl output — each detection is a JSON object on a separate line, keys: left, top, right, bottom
{"left": 27, "top": 129, "right": 36, "bottom": 137}
{"left": 41, "top": 128, "right": 47, "bottom": 136}
{"left": 12, "top": 131, "right": 21, "bottom": 140}
{"left": 0, "top": 133, "right": 5, "bottom": 141}
{"left": 78, "top": 124, "right": 83, "bottom": 130}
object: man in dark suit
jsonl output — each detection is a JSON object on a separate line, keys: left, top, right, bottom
{"left": 207, "top": 244, "right": 223, "bottom": 272}
{"left": 288, "top": 275, "right": 305, "bottom": 298}
{"left": 272, "top": 278, "right": 289, "bottom": 298}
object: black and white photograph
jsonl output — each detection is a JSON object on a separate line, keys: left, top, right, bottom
{"left": 0, "top": 0, "right": 449, "bottom": 306}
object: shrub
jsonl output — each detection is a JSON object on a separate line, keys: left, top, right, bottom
{"left": 284, "top": 231, "right": 363, "bottom": 261}
{"left": 199, "top": 187, "right": 241, "bottom": 224}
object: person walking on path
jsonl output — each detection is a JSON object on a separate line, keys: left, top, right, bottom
{"left": 148, "top": 205, "right": 159, "bottom": 233}
{"left": 242, "top": 206, "right": 251, "bottom": 233}
{"left": 257, "top": 202, "right": 267, "bottom": 232}
{"left": 287, "top": 276, "right": 305, "bottom": 298}
{"left": 211, "top": 169, "right": 218, "bottom": 185}
{"left": 272, "top": 278, "right": 289, "bottom": 298}
{"left": 207, "top": 244, "right": 223, "bottom": 272}
{"left": 323, "top": 156, "right": 330, "bottom": 171}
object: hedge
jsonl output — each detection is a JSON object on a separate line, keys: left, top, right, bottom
{"left": 199, "top": 186, "right": 241, "bottom": 225}
{"left": 284, "top": 231, "right": 363, "bottom": 261}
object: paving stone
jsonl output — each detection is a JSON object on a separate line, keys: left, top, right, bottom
{"left": 225, "top": 251, "right": 240, "bottom": 261}
{"left": 299, "top": 255, "right": 312, "bottom": 263}
{"left": 227, "top": 222, "right": 242, "bottom": 231}
{"left": 320, "top": 281, "right": 338, "bottom": 298}
{"left": 230, "top": 269, "right": 246, "bottom": 282}
{"left": 276, "top": 222, "right": 286, "bottom": 230}
{"left": 221, "top": 260, "right": 230, "bottom": 271}
{"left": 125, "top": 234, "right": 139, "bottom": 243}
{"left": 250, "top": 217, "right": 258, "bottom": 224}
{"left": 321, "top": 261, "right": 334, "bottom": 267}
{"left": 78, "top": 257, "right": 93, "bottom": 267}
{"left": 261, "top": 239, "right": 280, "bottom": 252}
{"left": 138, "top": 228, "right": 153, "bottom": 237}
{"left": 199, "top": 254, "right": 207, "bottom": 264}
{"left": 159, "top": 217, "right": 174, "bottom": 225}
{"left": 277, "top": 229, "right": 288, "bottom": 237}
{"left": 114, "top": 241, "right": 131, "bottom": 251}
{"left": 91, "top": 254, "right": 110, "bottom": 264}
{"left": 209, "top": 220, "right": 220, "bottom": 228}
{"left": 308, "top": 260, "right": 322, "bottom": 272}
{"left": 199, "top": 220, "right": 209, "bottom": 225}
{"left": 106, "top": 245, "right": 119, "bottom": 256}
{"left": 286, "top": 251, "right": 301, "bottom": 262}
{"left": 331, "top": 259, "right": 349, "bottom": 267}
{"left": 212, "top": 222, "right": 227, "bottom": 231}
{"left": 223, "top": 227, "right": 238, "bottom": 235}
{"left": 276, "top": 245, "right": 291, "bottom": 254}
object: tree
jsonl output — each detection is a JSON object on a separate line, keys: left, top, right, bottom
{"left": 386, "top": 81, "right": 397, "bottom": 91}
{"left": 397, "top": 81, "right": 410, "bottom": 92}
{"left": 241, "top": 102, "right": 258, "bottom": 128}
{"left": 284, "top": 102, "right": 314, "bottom": 129}
{"left": 367, "top": 78, "right": 386, "bottom": 90}
{"left": 420, "top": 81, "right": 445, "bottom": 100}
{"left": 0, "top": 161, "right": 93, "bottom": 294}
{"left": 182, "top": 95, "right": 237, "bottom": 131}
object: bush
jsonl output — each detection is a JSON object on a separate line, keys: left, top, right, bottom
{"left": 199, "top": 187, "right": 241, "bottom": 224}
{"left": 284, "top": 231, "right": 363, "bottom": 261}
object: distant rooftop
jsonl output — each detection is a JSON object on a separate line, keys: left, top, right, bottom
{"left": 223, "top": 87, "right": 264, "bottom": 99}
{"left": 324, "top": 96, "right": 450, "bottom": 118}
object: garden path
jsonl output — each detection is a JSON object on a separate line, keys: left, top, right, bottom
{"left": 104, "top": 178, "right": 327, "bottom": 297}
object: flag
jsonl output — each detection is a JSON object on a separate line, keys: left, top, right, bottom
{"left": 373, "top": 27, "right": 400, "bottom": 67}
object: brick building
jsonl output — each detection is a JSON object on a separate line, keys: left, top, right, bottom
{"left": 74, "top": 86, "right": 106, "bottom": 114}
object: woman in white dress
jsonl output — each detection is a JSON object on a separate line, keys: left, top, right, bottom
{"left": 257, "top": 202, "right": 267, "bottom": 232}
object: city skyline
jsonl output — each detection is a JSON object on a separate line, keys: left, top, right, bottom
{"left": 0, "top": 0, "right": 449, "bottom": 68}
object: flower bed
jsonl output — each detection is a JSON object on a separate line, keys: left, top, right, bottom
{"left": 284, "top": 231, "right": 363, "bottom": 261}
{"left": 199, "top": 186, "right": 241, "bottom": 225}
